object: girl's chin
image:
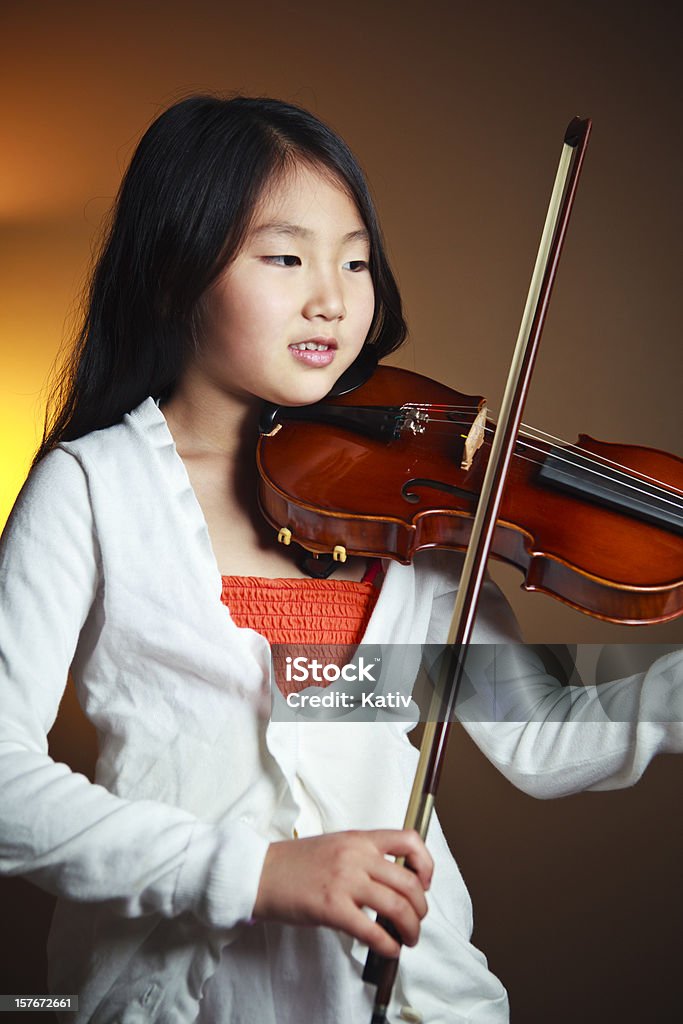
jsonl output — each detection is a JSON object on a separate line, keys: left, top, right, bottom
{"left": 263, "top": 376, "right": 339, "bottom": 409}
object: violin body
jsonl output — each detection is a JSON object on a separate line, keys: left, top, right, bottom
{"left": 257, "top": 365, "right": 683, "bottom": 625}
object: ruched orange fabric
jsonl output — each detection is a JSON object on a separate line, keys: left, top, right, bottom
{"left": 220, "top": 562, "right": 382, "bottom": 696}
{"left": 219, "top": 573, "right": 379, "bottom": 645}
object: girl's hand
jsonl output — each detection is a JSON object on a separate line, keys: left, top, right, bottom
{"left": 252, "top": 829, "right": 433, "bottom": 957}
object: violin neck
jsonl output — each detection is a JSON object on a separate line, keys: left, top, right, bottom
{"left": 538, "top": 446, "right": 683, "bottom": 535}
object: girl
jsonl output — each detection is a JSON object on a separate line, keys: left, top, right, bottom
{"left": 0, "top": 95, "right": 680, "bottom": 1024}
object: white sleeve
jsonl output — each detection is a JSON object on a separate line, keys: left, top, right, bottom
{"left": 426, "top": 562, "right": 683, "bottom": 798}
{"left": 0, "top": 448, "right": 269, "bottom": 926}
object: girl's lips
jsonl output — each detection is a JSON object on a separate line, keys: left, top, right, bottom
{"left": 288, "top": 346, "right": 336, "bottom": 367}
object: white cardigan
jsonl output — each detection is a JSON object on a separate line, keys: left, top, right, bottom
{"left": 0, "top": 397, "right": 680, "bottom": 1024}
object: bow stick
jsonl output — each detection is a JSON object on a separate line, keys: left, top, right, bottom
{"left": 363, "top": 115, "right": 592, "bottom": 1023}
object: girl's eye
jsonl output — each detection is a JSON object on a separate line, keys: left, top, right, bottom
{"left": 343, "top": 260, "right": 369, "bottom": 272}
{"left": 263, "top": 255, "right": 301, "bottom": 267}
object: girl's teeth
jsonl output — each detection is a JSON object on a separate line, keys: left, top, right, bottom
{"left": 293, "top": 342, "right": 329, "bottom": 350}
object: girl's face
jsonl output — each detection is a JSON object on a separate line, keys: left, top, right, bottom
{"left": 194, "top": 163, "right": 376, "bottom": 408}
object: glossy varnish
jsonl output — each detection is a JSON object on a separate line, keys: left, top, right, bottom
{"left": 257, "top": 366, "right": 683, "bottom": 624}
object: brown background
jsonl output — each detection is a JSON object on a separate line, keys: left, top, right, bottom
{"left": 1, "top": 1, "right": 681, "bottom": 1021}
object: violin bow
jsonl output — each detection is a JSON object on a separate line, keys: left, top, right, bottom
{"left": 363, "top": 115, "right": 592, "bottom": 1023}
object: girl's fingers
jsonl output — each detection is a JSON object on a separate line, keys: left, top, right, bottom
{"left": 253, "top": 828, "right": 434, "bottom": 951}
{"left": 359, "top": 878, "right": 423, "bottom": 947}
{"left": 368, "top": 856, "right": 429, "bottom": 920}
{"left": 333, "top": 899, "right": 403, "bottom": 957}
{"left": 366, "top": 828, "right": 434, "bottom": 890}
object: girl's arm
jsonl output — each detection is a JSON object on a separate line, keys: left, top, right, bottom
{"left": 426, "top": 566, "right": 682, "bottom": 798}
{"left": 0, "top": 448, "right": 268, "bottom": 929}
{"left": 0, "top": 448, "right": 433, "bottom": 953}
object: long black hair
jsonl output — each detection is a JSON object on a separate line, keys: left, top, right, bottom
{"left": 34, "top": 94, "right": 407, "bottom": 465}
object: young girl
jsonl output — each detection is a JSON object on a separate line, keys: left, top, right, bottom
{"left": 0, "top": 95, "right": 680, "bottom": 1024}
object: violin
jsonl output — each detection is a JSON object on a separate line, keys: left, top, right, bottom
{"left": 256, "top": 361, "right": 683, "bottom": 625}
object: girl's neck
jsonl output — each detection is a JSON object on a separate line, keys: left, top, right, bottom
{"left": 160, "top": 376, "right": 260, "bottom": 462}
{"left": 158, "top": 375, "right": 368, "bottom": 582}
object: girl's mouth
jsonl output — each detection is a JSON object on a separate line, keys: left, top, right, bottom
{"left": 288, "top": 342, "right": 336, "bottom": 367}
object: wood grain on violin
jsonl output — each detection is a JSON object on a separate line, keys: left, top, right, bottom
{"left": 257, "top": 365, "right": 683, "bottom": 625}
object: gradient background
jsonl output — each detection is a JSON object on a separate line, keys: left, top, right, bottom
{"left": 1, "top": 1, "right": 681, "bottom": 1021}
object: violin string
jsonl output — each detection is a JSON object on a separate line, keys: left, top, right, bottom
{"left": 432, "top": 417, "right": 683, "bottom": 510}
{"left": 446, "top": 431, "right": 681, "bottom": 511}
{"left": 505, "top": 432, "right": 682, "bottom": 511}
{"left": 506, "top": 425, "right": 681, "bottom": 505}
{"left": 346, "top": 401, "right": 681, "bottom": 508}
{"left": 440, "top": 431, "right": 683, "bottom": 516}
{"left": 400, "top": 401, "right": 682, "bottom": 498}
{"left": 397, "top": 403, "right": 683, "bottom": 507}
{"left": 421, "top": 413, "right": 683, "bottom": 509}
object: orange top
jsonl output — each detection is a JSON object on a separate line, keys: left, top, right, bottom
{"left": 219, "top": 563, "right": 381, "bottom": 645}
{"left": 220, "top": 561, "right": 383, "bottom": 696}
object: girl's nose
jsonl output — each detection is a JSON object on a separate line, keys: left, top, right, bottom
{"left": 302, "top": 269, "right": 345, "bottom": 321}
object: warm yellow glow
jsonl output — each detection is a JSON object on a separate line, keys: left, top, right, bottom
{"left": 0, "top": 327, "right": 55, "bottom": 529}
{"left": 0, "top": 395, "right": 44, "bottom": 530}
{"left": 0, "top": 222, "right": 91, "bottom": 528}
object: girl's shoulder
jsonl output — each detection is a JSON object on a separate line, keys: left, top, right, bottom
{"left": 57, "top": 396, "right": 163, "bottom": 465}
{"left": 6, "top": 398, "right": 164, "bottom": 533}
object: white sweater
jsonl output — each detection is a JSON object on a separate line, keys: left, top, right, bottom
{"left": 0, "top": 397, "right": 680, "bottom": 1024}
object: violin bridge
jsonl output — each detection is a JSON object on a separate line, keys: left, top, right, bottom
{"left": 460, "top": 401, "right": 487, "bottom": 471}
